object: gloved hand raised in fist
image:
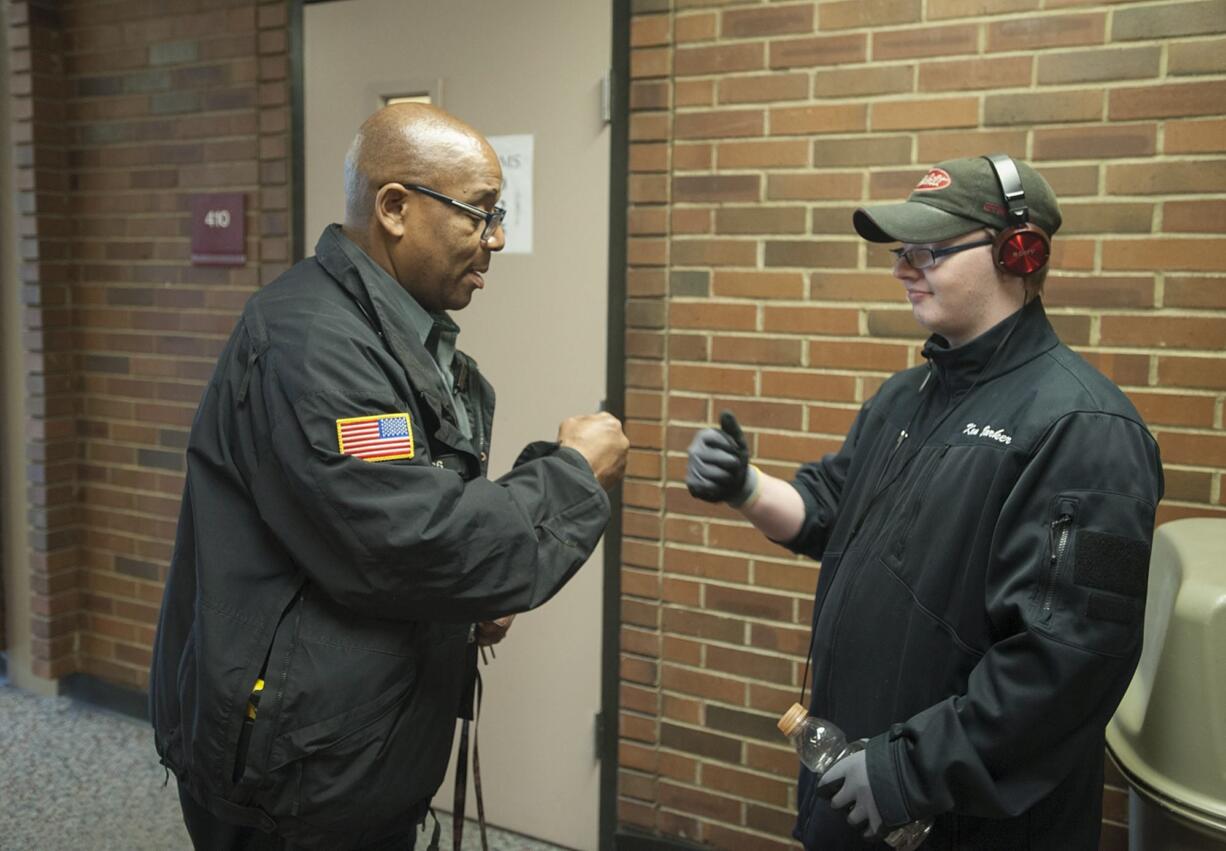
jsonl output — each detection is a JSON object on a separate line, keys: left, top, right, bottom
{"left": 686, "top": 411, "right": 759, "bottom": 507}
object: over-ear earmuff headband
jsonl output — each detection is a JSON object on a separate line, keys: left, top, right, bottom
{"left": 983, "top": 154, "right": 1050, "bottom": 277}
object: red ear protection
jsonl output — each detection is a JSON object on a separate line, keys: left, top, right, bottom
{"left": 984, "top": 154, "right": 1050, "bottom": 277}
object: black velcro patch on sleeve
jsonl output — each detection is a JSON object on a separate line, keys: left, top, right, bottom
{"left": 1073, "top": 530, "right": 1149, "bottom": 598}
{"left": 1087, "top": 592, "right": 1138, "bottom": 625}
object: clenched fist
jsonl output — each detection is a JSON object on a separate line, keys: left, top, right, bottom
{"left": 558, "top": 412, "right": 629, "bottom": 491}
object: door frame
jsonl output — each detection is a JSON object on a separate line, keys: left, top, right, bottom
{"left": 288, "top": 3, "right": 630, "bottom": 848}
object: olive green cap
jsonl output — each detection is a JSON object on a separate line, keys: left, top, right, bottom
{"left": 853, "top": 155, "right": 1062, "bottom": 244}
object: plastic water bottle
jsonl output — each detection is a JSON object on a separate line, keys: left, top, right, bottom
{"left": 778, "top": 703, "right": 933, "bottom": 851}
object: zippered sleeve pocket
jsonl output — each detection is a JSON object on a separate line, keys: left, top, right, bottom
{"left": 1033, "top": 491, "right": 1152, "bottom": 658}
{"left": 1038, "top": 497, "right": 1077, "bottom": 622}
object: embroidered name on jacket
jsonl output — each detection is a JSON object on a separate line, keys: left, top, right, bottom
{"left": 336, "top": 412, "right": 415, "bottom": 461}
{"left": 963, "top": 422, "right": 1013, "bottom": 445}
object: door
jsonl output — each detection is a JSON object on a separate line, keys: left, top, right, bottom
{"left": 303, "top": 2, "right": 612, "bottom": 847}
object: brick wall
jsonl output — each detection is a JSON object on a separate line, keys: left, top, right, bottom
{"left": 619, "top": 0, "right": 1226, "bottom": 848}
{"left": 6, "top": 0, "right": 292, "bottom": 687}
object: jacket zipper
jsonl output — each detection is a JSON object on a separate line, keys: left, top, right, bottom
{"left": 1042, "top": 510, "right": 1074, "bottom": 617}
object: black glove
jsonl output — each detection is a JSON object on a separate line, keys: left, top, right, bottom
{"left": 817, "top": 749, "right": 884, "bottom": 841}
{"left": 686, "top": 411, "right": 756, "bottom": 505}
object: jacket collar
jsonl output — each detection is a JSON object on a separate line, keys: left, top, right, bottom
{"left": 313, "top": 224, "right": 475, "bottom": 452}
{"left": 921, "top": 297, "right": 1059, "bottom": 395}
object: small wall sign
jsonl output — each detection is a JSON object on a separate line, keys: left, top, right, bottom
{"left": 190, "top": 193, "right": 246, "bottom": 266}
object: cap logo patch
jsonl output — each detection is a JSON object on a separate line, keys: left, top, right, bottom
{"left": 915, "top": 168, "right": 951, "bottom": 192}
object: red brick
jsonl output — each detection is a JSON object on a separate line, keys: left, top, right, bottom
{"left": 661, "top": 664, "right": 746, "bottom": 704}
{"left": 1169, "top": 35, "right": 1226, "bottom": 75}
{"left": 675, "top": 108, "right": 764, "bottom": 140}
{"left": 763, "top": 306, "right": 860, "bottom": 336}
{"left": 1100, "top": 316, "right": 1226, "bottom": 349}
{"left": 761, "top": 370, "right": 858, "bottom": 402}
{"left": 1043, "top": 276, "right": 1155, "bottom": 309}
{"left": 717, "top": 139, "right": 809, "bottom": 169}
{"left": 1129, "top": 392, "right": 1216, "bottom": 428}
{"left": 873, "top": 24, "right": 978, "bottom": 60}
{"left": 1075, "top": 351, "right": 1150, "bottom": 389}
{"left": 706, "top": 644, "right": 793, "bottom": 682}
{"left": 1034, "top": 125, "right": 1156, "bottom": 160}
{"left": 723, "top": 4, "right": 814, "bottom": 38}
{"left": 673, "top": 143, "right": 712, "bottom": 171}
{"left": 664, "top": 547, "right": 751, "bottom": 583}
{"left": 661, "top": 694, "right": 702, "bottom": 725}
{"left": 1110, "top": 80, "right": 1226, "bottom": 121}
{"left": 676, "top": 12, "right": 716, "bottom": 44}
{"left": 702, "top": 763, "right": 790, "bottom": 807}
{"left": 675, "top": 42, "right": 765, "bottom": 77}
{"left": 809, "top": 340, "right": 910, "bottom": 371}
{"left": 1165, "top": 276, "right": 1226, "bottom": 308}
{"left": 807, "top": 404, "right": 861, "bottom": 436}
{"left": 675, "top": 79, "right": 714, "bottom": 108}
{"left": 828, "top": 0, "right": 924, "bottom": 29}
{"left": 757, "top": 432, "right": 844, "bottom": 464}
{"left": 670, "top": 364, "right": 758, "bottom": 395}
{"left": 1101, "top": 238, "right": 1226, "bottom": 272}
{"left": 1037, "top": 46, "right": 1161, "bottom": 85}
{"left": 673, "top": 173, "right": 760, "bottom": 202}
{"left": 669, "top": 302, "right": 757, "bottom": 331}
{"left": 631, "top": 14, "right": 671, "bottom": 48}
{"left": 917, "top": 129, "right": 1028, "bottom": 161}
{"left": 987, "top": 12, "right": 1106, "bottom": 52}
{"left": 770, "top": 103, "right": 867, "bottom": 135}
{"left": 712, "top": 336, "right": 803, "bottom": 366}
{"left": 1112, "top": 1, "right": 1226, "bottom": 41}
{"left": 1154, "top": 431, "right": 1226, "bottom": 468}
{"left": 713, "top": 271, "right": 805, "bottom": 300}
{"left": 657, "top": 782, "right": 743, "bottom": 823}
{"left": 749, "top": 623, "right": 811, "bottom": 656}
{"left": 985, "top": 90, "right": 1103, "bottom": 125}
{"left": 1059, "top": 203, "right": 1156, "bottom": 235}
{"left": 1157, "top": 355, "right": 1226, "bottom": 392}
{"left": 1166, "top": 118, "right": 1226, "bottom": 154}
{"left": 719, "top": 73, "right": 809, "bottom": 105}
{"left": 769, "top": 34, "right": 866, "bottom": 69}
{"left": 815, "top": 66, "right": 913, "bottom": 100}
{"left": 766, "top": 172, "right": 862, "bottom": 201}
{"left": 631, "top": 46, "right": 671, "bottom": 79}
{"left": 715, "top": 206, "right": 807, "bottom": 235}
{"left": 671, "top": 239, "right": 759, "bottom": 266}
{"left": 706, "top": 584, "right": 794, "bottom": 621}
{"left": 873, "top": 97, "right": 979, "bottom": 131}
{"left": 919, "top": 56, "right": 1032, "bottom": 92}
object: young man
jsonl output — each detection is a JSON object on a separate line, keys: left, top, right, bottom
{"left": 687, "top": 155, "right": 1163, "bottom": 849}
{"left": 150, "top": 103, "right": 628, "bottom": 850}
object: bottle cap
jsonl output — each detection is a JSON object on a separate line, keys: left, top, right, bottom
{"left": 777, "top": 702, "right": 808, "bottom": 736}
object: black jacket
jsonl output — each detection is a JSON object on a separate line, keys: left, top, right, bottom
{"left": 788, "top": 299, "right": 1162, "bottom": 850}
{"left": 150, "top": 226, "right": 609, "bottom": 847}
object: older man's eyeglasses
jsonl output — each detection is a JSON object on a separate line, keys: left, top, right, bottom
{"left": 890, "top": 238, "right": 993, "bottom": 270}
{"left": 401, "top": 183, "right": 507, "bottom": 243}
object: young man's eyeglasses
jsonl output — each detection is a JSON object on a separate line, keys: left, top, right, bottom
{"left": 890, "top": 238, "right": 992, "bottom": 270}
{"left": 401, "top": 183, "right": 507, "bottom": 244}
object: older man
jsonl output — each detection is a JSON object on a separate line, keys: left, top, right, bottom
{"left": 151, "top": 103, "right": 627, "bottom": 850}
{"left": 688, "top": 155, "right": 1162, "bottom": 849}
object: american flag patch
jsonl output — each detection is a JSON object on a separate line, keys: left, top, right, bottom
{"left": 335, "top": 412, "right": 415, "bottom": 462}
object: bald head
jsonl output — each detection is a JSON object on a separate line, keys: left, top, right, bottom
{"left": 343, "top": 103, "right": 497, "bottom": 229}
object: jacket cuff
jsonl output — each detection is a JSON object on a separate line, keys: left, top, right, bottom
{"left": 776, "top": 480, "right": 827, "bottom": 557}
{"left": 866, "top": 729, "right": 913, "bottom": 829}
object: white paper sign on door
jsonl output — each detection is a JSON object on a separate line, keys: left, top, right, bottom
{"left": 487, "top": 134, "right": 533, "bottom": 255}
